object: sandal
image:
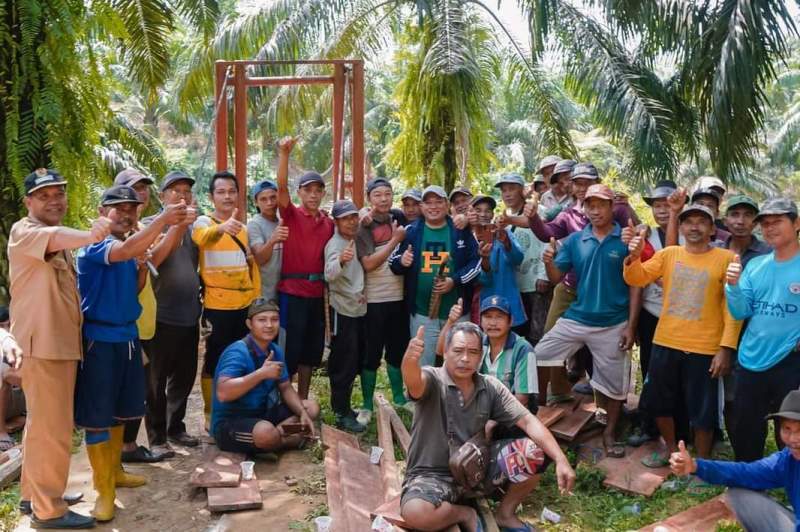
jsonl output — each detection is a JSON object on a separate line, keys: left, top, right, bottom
{"left": 0, "top": 435, "right": 15, "bottom": 452}
{"left": 605, "top": 443, "right": 626, "bottom": 459}
{"left": 641, "top": 451, "right": 670, "bottom": 468}
{"left": 500, "top": 522, "right": 535, "bottom": 532}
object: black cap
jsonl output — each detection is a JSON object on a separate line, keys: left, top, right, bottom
{"left": 755, "top": 198, "right": 798, "bottom": 222}
{"left": 101, "top": 185, "right": 143, "bottom": 206}
{"left": 448, "top": 186, "right": 473, "bottom": 201}
{"left": 470, "top": 194, "right": 497, "bottom": 210}
{"left": 114, "top": 168, "right": 154, "bottom": 188}
{"left": 644, "top": 180, "right": 678, "bottom": 206}
{"left": 551, "top": 159, "right": 577, "bottom": 183}
{"left": 24, "top": 168, "right": 67, "bottom": 195}
{"left": 366, "top": 178, "right": 392, "bottom": 195}
{"left": 571, "top": 163, "right": 599, "bottom": 180}
{"left": 159, "top": 170, "right": 195, "bottom": 192}
{"left": 766, "top": 390, "right": 800, "bottom": 422}
{"left": 331, "top": 199, "right": 359, "bottom": 219}
{"left": 297, "top": 171, "right": 325, "bottom": 188}
{"left": 691, "top": 187, "right": 722, "bottom": 205}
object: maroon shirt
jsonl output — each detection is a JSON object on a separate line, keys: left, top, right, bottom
{"left": 278, "top": 202, "right": 334, "bottom": 298}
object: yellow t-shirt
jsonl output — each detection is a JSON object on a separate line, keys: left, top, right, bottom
{"left": 623, "top": 246, "right": 742, "bottom": 355}
{"left": 192, "top": 215, "right": 260, "bottom": 310}
{"left": 136, "top": 274, "right": 157, "bottom": 340}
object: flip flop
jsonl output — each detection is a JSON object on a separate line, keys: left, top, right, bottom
{"left": 641, "top": 451, "right": 670, "bottom": 468}
{"left": 500, "top": 522, "right": 535, "bottom": 532}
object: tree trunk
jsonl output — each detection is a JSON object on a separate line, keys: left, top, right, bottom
{"left": 443, "top": 127, "right": 457, "bottom": 193}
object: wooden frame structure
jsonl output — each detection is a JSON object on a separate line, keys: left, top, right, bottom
{"left": 214, "top": 59, "right": 366, "bottom": 217}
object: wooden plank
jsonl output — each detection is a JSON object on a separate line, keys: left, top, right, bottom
{"left": 374, "top": 394, "right": 401, "bottom": 502}
{"left": 207, "top": 479, "right": 263, "bottom": 512}
{"left": 0, "top": 447, "right": 22, "bottom": 489}
{"left": 322, "top": 423, "right": 360, "bottom": 453}
{"left": 190, "top": 451, "right": 243, "bottom": 488}
{"left": 371, "top": 496, "right": 409, "bottom": 529}
{"left": 536, "top": 405, "right": 566, "bottom": 428}
{"left": 549, "top": 397, "right": 596, "bottom": 441}
{"left": 338, "top": 443, "right": 384, "bottom": 532}
{"left": 388, "top": 410, "right": 411, "bottom": 456}
{"left": 322, "top": 424, "right": 358, "bottom": 532}
{"left": 596, "top": 440, "right": 671, "bottom": 497}
{"left": 476, "top": 498, "right": 500, "bottom": 532}
{"left": 639, "top": 495, "right": 736, "bottom": 531}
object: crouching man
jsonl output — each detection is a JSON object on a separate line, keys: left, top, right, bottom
{"left": 211, "top": 299, "right": 319, "bottom": 454}
{"left": 400, "top": 322, "right": 575, "bottom": 532}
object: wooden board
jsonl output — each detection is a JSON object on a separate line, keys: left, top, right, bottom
{"left": 338, "top": 443, "right": 385, "bottom": 532}
{"left": 374, "top": 394, "right": 401, "bottom": 502}
{"left": 476, "top": 498, "right": 500, "bottom": 532}
{"left": 190, "top": 451, "right": 243, "bottom": 488}
{"left": 0, "top": 447, "right": 22, "bottom": 489}
{"left": 371, "top": 496, "right": 409, "bottom": 528}
{"left": 549, "top": 397, "right": 596, "bottom": 441}
{"left": 207, "top": 479, "right": 263, "bottom": 512}
{"left": 536, "top": 405, "right": 566, "bottom": 427}
{"left": 596, "top": 440, "right": 671, "bottom": 497}
{"left": 322, "top": 424, "right": 359, "bottom": 532}
{"left": 322, "top": 423, "right": 360, "bottom": 452}
{"left": 639, "top": 495, "right": 736, "bottom": 531}
{"left": 389, "top": 410, "right": 411, "bottom": 456}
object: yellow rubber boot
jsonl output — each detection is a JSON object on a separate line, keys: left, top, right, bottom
{"left": 201, "top": 377, "right": 213, "bottom": 431}
{"left": 109, "top": 425, "right": 147, "bottom": 488}
{"left": 86, "top": 441, "right": 116, "bottom": 522}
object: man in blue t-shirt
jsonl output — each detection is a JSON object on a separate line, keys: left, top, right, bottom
{"left": 670, "top": 389, "right": 800, "bottom": 532}
{"left": 212, "top": 299, "right": 319, "bottom": 455}
{"left": 76, "top": 184, "right": 187, "bottom": 522}
{"left": 725, "top": 197, "right": 800, "bottom": 462}
{"left": 534, "top": 184, "right": 639, "bottom": 458}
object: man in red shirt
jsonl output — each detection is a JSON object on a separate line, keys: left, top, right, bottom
{"left": 276, "top": 137, "right": 335, "bottom": 399}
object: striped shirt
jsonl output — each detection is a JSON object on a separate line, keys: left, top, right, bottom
{"left": 480, "top": 332, "right": 538, "bottom": 395}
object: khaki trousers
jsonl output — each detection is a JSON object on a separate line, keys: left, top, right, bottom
{"left": 541, "top": 282, "right": 576, "bottom": 397}
{"left": 20, "top": 358, "right": 77, "bottom": 519}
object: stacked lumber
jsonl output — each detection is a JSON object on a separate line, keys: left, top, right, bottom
{"left": 189, "top": 446, "right": 263, "bottom": 512}
{"left": 639, "top": 495, "right": 737, "bottom": 531}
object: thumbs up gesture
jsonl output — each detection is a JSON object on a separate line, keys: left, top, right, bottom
{"left": 89, "top": 214, "right": 113, "bottom": 243}
{"left": 726, "top": 254, "right": 742, "bottom": 286}
{"left": 404, "top": 326, "right": 426, "bottom": 363}
{"left": 161, "top": 198, "right": 188, "bottom": 226}
{"left": 401, "top": 244, "right": 414, "bottom": 267}
{"left": 339, "top": 239, "right": 355, "bottom": 264}
{"left": 669, "top": 440, "right": 696, "bottom": 476}
{"left": 447, "top": 298, "right": 464, "bottom": 324}
{"left": 270, "top": 218, "right": 289, "bottom": 244}
{"left": 390, "top": 219, "right": 407, "bottom": 242}
{"left": 523, "top": 192, "right": 540, "bottom": 218}
{"left": 219, "top": 208, "right": 244, "bottom": 236}
{"left": 621, "top": 218, "right": 637, "bottom": 245}
{"left": 543, "top": 237, "right": 557, "bottom": 264}
{"left": 627, "top": 227, "right": 648, "bottom": 261}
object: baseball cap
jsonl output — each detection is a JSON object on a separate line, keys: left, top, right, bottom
{"left": 297, "top": 171, "right": 325, "bottom": 188}
{"left": 678, "top": 204, "right": 715, "bottom": 224}
{"left": 696, "top": 176, "right": 727, "bottom": 195}
{"left": 100, "top": 185, "right": 143, "bottom": 206}
{"left": 725, "top": 194, "right": 759, "bottom": 214}
{"left": 448, "top": 186, "right": 473, "bottom": 201}
{"left": 536, "top": 155, "right": 561, "bottom": 174}
{"left": 114, "top": 168, "right": 154, "bottom": 188}
{"left": 247, "top": 297, "right": 279, "bottom": 318}
{"left": 401, "top": 188, "right": 422, "bottom": 202}
{"left": 366, "top": 177, "right": 392, "bottom": 195}
{"left": 494, "top": 174, "right": 526, "bottom": 188}
{"left": 470, "top": 194, "right": 497, "bottom": 210}
{"left": 24, "top": 168, "right": 67, "bottom": 195}
{"left": 691, "top": 187, "right": 722, "bottom": 204}
{"left": 571, "top": 162, "right": 599, "bottom": 180}
{"left": 160, "top": 170, "right": 195, "bottom": 192}
{"left": 533, "top": 175, "right": 546, "bottom": 184}
{"left": 331, "top": 199, "right": 359, "bottom": 219}
{"left": 421, "top": 185, "right": 447, "bottom": 201}
{"left": 766, "top": 390, "right": 800, "bottom": 422}
{"left": 480, "top": 295, "right": 511, "bottom": 316}
{"left": 755, "top": 198, "right": 798, "bottom": 222}
{"left": 250, "top": 179, "right": 277, "bottom": 200}
{"left": 584, "top": 184, "right": 614, "bottom": 202}
{"left": 643, "top": 180, "right": 678, "bottom": 206}
{"left": 552, "top": 159, "right": 577, "bottom": 182}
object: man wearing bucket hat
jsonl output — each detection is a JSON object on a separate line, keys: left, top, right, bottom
{"left": 248, "top": 179, "right": 288, "bottom": 304}
{"left": 75, "top": 184, "right": 188, "bottom": 521}
{"left": 671, "top": 389, "right": 800, "bottom": 532}
{"left": 725, "top": 197, "right": 800, "bottom": 462}
{"left": 8, "top": 168, "right": 113, "bottom": 528}
{"left": 625, "top": 203, "right": 742, "bottom": 470}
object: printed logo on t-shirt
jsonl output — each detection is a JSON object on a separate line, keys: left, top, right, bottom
{"left": 420, "top": 243, "right": 450, "bottom": 274}
{"left": 751, "top": 300, "right": 799, "bottom": 318}
{"left": 665, "top": 262, "right": 709, "bottom": 321}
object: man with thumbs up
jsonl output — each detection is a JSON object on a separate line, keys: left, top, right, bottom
{"left": 324, "top": 200, "right": 368, "bottom": 432}
{"left": 248, "top": 179, "right": 287, "bottom": 304}
{"left": 193, "top": 171, "right": 261, "bottom": 430}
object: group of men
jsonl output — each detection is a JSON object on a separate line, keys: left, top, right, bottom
{"left": 1, "top": 141, "right": 799, "bottom": 531}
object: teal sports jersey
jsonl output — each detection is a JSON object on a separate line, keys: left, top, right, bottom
{"left": 480, "top": 332, "right": 538, "bottom": 395}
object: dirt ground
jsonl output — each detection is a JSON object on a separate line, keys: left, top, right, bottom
{"left": 13, "top": 383, "right": 327, "bottom": 532}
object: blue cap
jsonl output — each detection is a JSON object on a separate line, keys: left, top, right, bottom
{"left": 470, "top": 194, "right": 497, "bottom": 210}
{"left": 571, "top": 162, "right": 599, "bottom": 180}
{"left": 297, "top": 171, "right": 325, "bottom": 188}
{"left": 331, "top": 199, "right": 359, "bottom": 219}
{"left": 494, "top": 174, "right": 526, "bottom": 188}
{"left": 422, "top": 185, "right": 447, "bottom": 200}
{"left": 251, "top": 179, "right": 277, "bottom": 200}
{"left": 448, "top": 186, "right": 473, "bottom": 201}
{"left": 366, "top": 178, "right": 392, "bottom": 195}
{"left": 24, "top": 168, "right": 66, "bottom": 195}
{"left": 480, "top": 295, "right": 511, "bottom": 316}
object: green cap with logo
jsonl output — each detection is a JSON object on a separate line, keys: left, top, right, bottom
{"left": 725, "top": 194, "right": 759, "bottom": 214}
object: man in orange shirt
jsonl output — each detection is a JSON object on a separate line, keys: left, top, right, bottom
{"left": 624, "top": 204, "right": 741, "bottom": 469}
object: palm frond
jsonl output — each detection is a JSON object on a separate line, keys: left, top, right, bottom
{"left": 112, "top": 0, "right": 174, "bottom": 95}
{"left": 99, "top": 114, "right": 169, "bottom": 180}
{"left": 173, "top": 0, "right": 219, "bottom": 38}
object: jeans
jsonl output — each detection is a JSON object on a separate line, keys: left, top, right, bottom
{"left": 726, "top": 488, "right": 794, "bottom": 532}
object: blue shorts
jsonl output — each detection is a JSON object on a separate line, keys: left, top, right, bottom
{"left": 75, "top": 339, "right": 146, "bottom": 430}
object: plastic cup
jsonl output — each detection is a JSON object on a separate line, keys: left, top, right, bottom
{"left": 314, "top": 515, "right": 332, "bottom": 532}
{"left": 240, "top": 460, "right": 255, "bottom": 481}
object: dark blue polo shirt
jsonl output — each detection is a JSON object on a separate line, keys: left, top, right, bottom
{"left": 554, "top": 223, "right": 630, "bottom": 327}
